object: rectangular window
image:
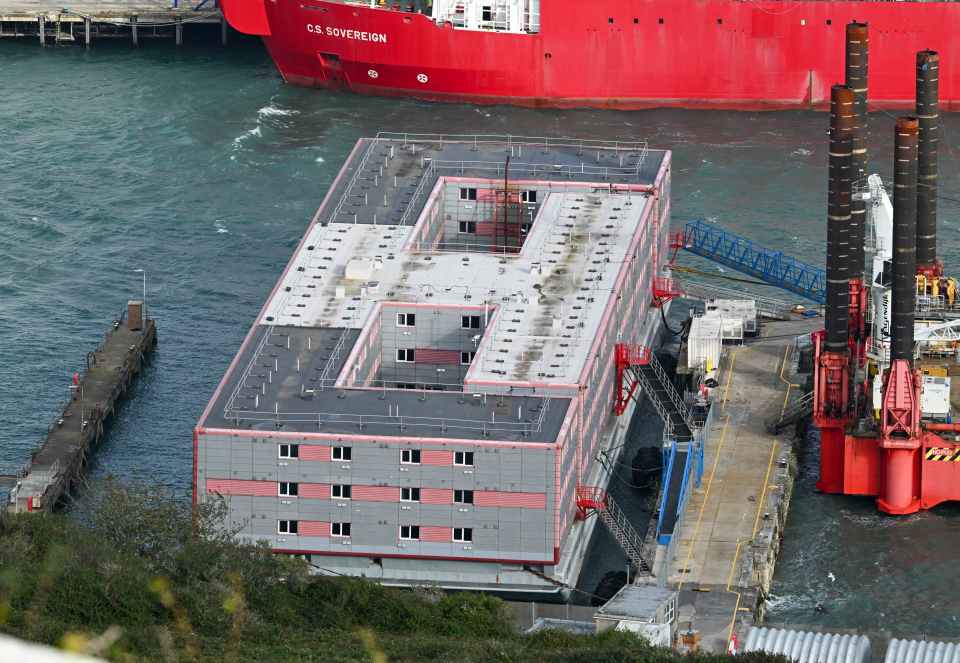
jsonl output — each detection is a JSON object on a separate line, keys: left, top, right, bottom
{"left": 395, "top": 382, "right": 417, "bottom": 390}
{"left": 460, "top": 351, "right": 476, "bottom": 365}
{"left": 459, "top": 187, "right": 477, "bottom": 201}
{"left": 401, "top": 487, "right": 421, "bottom": 502}
{"left": 278, "top": 520, "right": 298, "bottom": 535}
{"left": 399, "top": 525, "right": 420, "bottom": 540}
{"left": 458, "top": 221, "right": 477, "bottom": 234}
{"left": 401, "top": 448, "right": 421, "bottom": 465}
{"left": 278, "top": 443, "right": 299, "bottom": 459}
{"left": 453, "top": 527, "right": 473, "bottom": 543}
{"left": 331, "top": 484, "right": 352, "bottom": 499}
{"left": 454, "top": 489, "right": 474, "bottom": 505}
{"left": 454, "top": 451, "right": 474, "bottom": 467}
{"left": 396, "top": 348, "right": 415, "bottom": 363}
{"left": 332, "top": 446, "right": 352, "bottom": 461}
{"left": 396, "top": 312, "right": 416, "bottom": 327}
{"left": 331, "top": 522, "right": 351, "bottom": 538}
{"left": 481, "top": 5, "right": 492, "bottom": 21}
{"left": 461, "top": 315, "right": 481, "bottom": 329}
{"left": 278, "top": 482, "right": 299, "bottom": 497}
{"left": 521, "top": 190, "right": 538, "bottom": 203}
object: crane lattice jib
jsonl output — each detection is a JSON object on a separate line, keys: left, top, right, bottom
{"left": 682, "top": 220, "right": 826, "bottom": 304}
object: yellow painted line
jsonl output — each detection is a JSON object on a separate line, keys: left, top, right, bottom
{"left": 675, "top": 415, "right": 731, "bottom": 592}
{"left": 722, "top": 348, "right": 743, "bottom": 409}
{"left": 778, "top": 344, "right": 800, "bottom": 416}
{"left": 751, "top": 442, "right": 779, "bottom": 538}
{"left": 727, "top": 592, "right": 742, "bottom": 645}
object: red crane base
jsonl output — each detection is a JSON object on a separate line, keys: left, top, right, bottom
{"left": 815, "top": 428, "right": 960, "bottom": 514}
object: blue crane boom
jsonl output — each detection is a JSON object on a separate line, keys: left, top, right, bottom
{"left": 680, "top": 220, "right": 826, "bottom": 304}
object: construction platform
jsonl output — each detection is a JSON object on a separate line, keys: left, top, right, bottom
{"left": 6, "top": 302, "right": 156, "bottom": 513}
{"left": 660, "top": 317, "right": 820, "bottom": 652}
{"left": 0, "top": 0, "right": 224, "bottom": 45}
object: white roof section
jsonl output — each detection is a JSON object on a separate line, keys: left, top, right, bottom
{"left": 261, "top": 188, "right": 653, "bottom": 388}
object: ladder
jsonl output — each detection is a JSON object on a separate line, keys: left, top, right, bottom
{"left": 577, "top": 487, "right": 651, "bottom": 574}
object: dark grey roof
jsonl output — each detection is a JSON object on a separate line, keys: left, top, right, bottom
{"left": 314, "top": 133, "right": 667, "bottom": 229}
{"left": 202, "top": 325, "right": 568, "bottom": 443}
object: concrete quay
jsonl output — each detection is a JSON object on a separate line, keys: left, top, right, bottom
{"left": 662, "top": 318, "right": 819, "bottom": 652}
{"left": 0, "top": 0, "right": 224, "bottom": 46}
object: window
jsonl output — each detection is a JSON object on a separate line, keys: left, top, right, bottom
{"left": 459, "top": 187, "right": 477, "bottom": 201}
{"left": 400, "top": 525, "right": 420, "bottom": 540}
{"left": 454, "top": 451, "right": 474, "bottom": 467}
{"left": 396, "top": 348, "right": 416, "bottom": 363}
{"left": 331, "top": 484, "right": 352, "bottom": 499}
{"left": 401, "top": 487, "right": 421, "bottom": 502}
{"left": 401, "top": 448, "right": 421, "bottom": 465}
{"left": 458, "top": 221, "right": 477, "bottom": 234}
{"left": 278, "top": 444, "right": 299, "bottom": 459}
{"left": 521, "top": 190, "right": 538, "bottom": 203}
{"left": 278, "top": 520, "right": 298, "bottom": 535}
{"left": 481, "top": 5, "right": 492, "bottom": 21}
{"left": 453, "top": 527, "right": 473, "bottom": 543}
{"left": 454, "top": 489, "right": 474, "bottom": 505}
{"left": 278, "top": 482, "right": 299, "bottom": 497}
{"left": 332, "top": 446, "right": 352, "bottom": 461}
{"left": 395, "top": 382, "right": 417, "bottom": 390}
{"left": 396, "top": 312, "right": 416, "bottom": 327}
{"left": 460, "top": 351, "right": 476, "bottom": 365}
{"left": 331, "top": 522, "right": 351, "bottom": 537}
{"left": 461, "top": 315, "right": 481, "bottom": 329}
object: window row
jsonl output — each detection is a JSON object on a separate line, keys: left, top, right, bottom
{"left": 278, "top": 482, "right": 474, "bottom": 504}
{"left": 395, "top": 349, "right": 478, "bottom": 364}
{"left": 458, "top": 187, "right": 537, "bottom": 203}
{"left": 280, "top": 444, "right": 474, "bottom": 467}
{"left": 393, "top": 313, "right": 484, "bottom": 330}
{"left": 279, "top": 444, "right": 350, "bottom": 460}
{"left": 278, "top": 520, "right": 472, "bottom": 543}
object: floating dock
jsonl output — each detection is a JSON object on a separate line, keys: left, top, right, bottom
{"left": 6, "top": 301, "right": 156, "bottom": 513}
{"left": 0, "top": 0, "right": 224, "bottom": 46}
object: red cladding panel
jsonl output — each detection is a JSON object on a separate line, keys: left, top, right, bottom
{"left": 206, "top": 479, "right": 276, "bottom": 497}
{"left": 299, "top": 521, "right": 330, "bottom": 537}
{"left": 353, "top": 485, "right": 401, "bottom": 502}
{"left": 421, "top": 488, "right": 453, "bottom": 504}
{"left": 299, "top": 483, "right": 331, "bottom": 499}
{"left": 300, "top": 445, "right": 331, "bottom": 461}
{"left": 420, "top": 526, "right": 451, "bottom": 542}
{"left": 414, "top": 349, "right": 461, "bottom": 364}
{"left": 421, "top": 450, "right": 454, "bottom": 466}
{"left": 475, "top": 491, "right": 547, "bottom": 509}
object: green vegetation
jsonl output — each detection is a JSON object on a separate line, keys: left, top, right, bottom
{"left": 0, "top": 482, "right": 774, "bottom": 662}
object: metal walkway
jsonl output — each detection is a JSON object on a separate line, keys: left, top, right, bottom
{"left": 678, "top": 220, "right": 826, "bottom": 304}
{"left": 576, "top": 487, "right": 651, "bottom": 574}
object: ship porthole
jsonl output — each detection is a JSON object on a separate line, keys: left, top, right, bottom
{"left": 417, "top": 73, "right": 429, "bottom": 83}
{"left": 368, "top": 69, "right": 379, "bottom": 79}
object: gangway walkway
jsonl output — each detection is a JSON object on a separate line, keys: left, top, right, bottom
{"left": 576, "top": 487, "right": 651, "bottom": 574}
{"left": 614, "top": 343, "right": 700, "bottom": 542}
{"left": 677, "top": 220, "right": 826, "bottom": 304}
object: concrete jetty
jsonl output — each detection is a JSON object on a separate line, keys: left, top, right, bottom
{"left": 663, "top": 317, "right": 819, "bottom": 652}
{"left": 6, "top": 301, "right": 157, "bottom": 513}
{"left": 0, "top": 0, "right": 224, "bottom": 46}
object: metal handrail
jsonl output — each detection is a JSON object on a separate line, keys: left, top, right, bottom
{"left": 647, "top": 351, "right": 696, "bottom": 433}
{"left": 222, "top": 406, "right": 549, "bottom": 437}
{"left": 374, "top": 132, "right": 648, "bottom": 153}
{"left": 327, "top": 136, "right": 383, "bottom": 224}
{"left": 318, "top": 327, "right": 354, "bottom": 389}
{"left": 222, "top": 326, "right": 274, "bottom": 415}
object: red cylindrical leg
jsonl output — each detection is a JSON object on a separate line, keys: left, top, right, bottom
{"left": 878, "top": 448, "right": 920, "bottom": 514}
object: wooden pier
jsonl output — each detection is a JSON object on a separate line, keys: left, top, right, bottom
{"left": 6, "top": 302, "right": 157, "bottom": 513}
{"left": 0, "top": 1, "right": 225, "bottom": 46}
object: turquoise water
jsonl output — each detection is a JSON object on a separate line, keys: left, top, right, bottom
{"left": 3, "top": 36, "right": 959, "bottom": 637}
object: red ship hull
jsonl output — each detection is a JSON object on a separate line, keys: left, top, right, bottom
{"left": 222, "top": 0, "right": 960, "bottom": 110}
